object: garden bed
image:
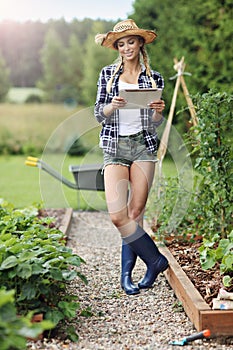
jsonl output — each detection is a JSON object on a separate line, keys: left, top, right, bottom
{"left": 160, "top": 244, "right": 233, "bottom": 336}
{"left": 39, "top": 207, "right": 73, "bottom": 237}
{"left": 144, "top": 222, "right": 233, "bottom": 337}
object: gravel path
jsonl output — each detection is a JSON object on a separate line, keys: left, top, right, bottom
{"left": 29, "top": 211, "right": 233, "bottom": 350}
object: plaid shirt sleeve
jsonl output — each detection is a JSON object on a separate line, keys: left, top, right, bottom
{"left": 144, "top": 70, "right": 165, "bottom": 127}
{"left": 94, "top": 65, "right": 116, "bottom": 123}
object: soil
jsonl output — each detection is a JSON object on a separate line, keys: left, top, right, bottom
{"left": 165, "top": 238, "right": 233, "bottom": 307}
{"left": 38, "top": 208, "right": 67, "bottom": 229}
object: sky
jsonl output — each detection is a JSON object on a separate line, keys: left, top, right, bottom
{"left": 0, "top": 0, "right": 134, "bottom": 22}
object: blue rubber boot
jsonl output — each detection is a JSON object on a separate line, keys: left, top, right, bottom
{"left": 123, "top": 225, "right": 168, "bottom": 289}
{"left": 121, "top": 241, "right": 139, "bottom": 295}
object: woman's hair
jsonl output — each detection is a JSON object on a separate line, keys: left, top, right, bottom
{"left": 106, "top": 36, "right": 157, "bottom": 93}
{"left": 106, "top": 56, "right": 123, "bottom": 93}
{"left": 140, "top": 45, "right": 157, "bottom": 89}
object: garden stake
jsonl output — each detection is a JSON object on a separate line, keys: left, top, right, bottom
{"left": 169, "top": 329, "right": 211, "bottom": 346}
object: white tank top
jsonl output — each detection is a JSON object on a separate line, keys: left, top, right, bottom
{"left": 118, "top": 80, "right": 142, "bottom": 136}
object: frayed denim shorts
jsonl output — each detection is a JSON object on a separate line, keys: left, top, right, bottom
{"left": 103, "top": 131, "right": 157, "bottom": 168}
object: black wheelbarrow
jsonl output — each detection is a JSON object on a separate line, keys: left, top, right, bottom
{"left": 25, "top": 156, "right": 105, "bottom": 192}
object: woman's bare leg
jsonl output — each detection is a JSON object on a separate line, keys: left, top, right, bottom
{"left": 128, "top": 161, "right": 155, "bottom": 224}
{"left": 104, "top": 163, "right": 139, "bottom": 294}
{"left": 104, "top": 164, "right": 136, "bottom": 236}
{"left": 104, "top": 161, "right": 155, "bottom": 235}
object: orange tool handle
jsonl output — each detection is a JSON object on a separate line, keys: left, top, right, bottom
{"left": 185, "top": 329, "right": 211, "bottom": 343}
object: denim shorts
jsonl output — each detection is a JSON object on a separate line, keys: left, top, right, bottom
{"left": 103, "top": 131, "right": 157, "bottom": 168}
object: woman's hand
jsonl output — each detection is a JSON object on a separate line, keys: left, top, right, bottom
{"left": 103, "top": 96, "right": 127, "bottom": 117}
{"left": 148, "top": 99, "right": 165, "bottom": 114}
{"left": 111, "top": 96, "right": 127, "bottom": 110}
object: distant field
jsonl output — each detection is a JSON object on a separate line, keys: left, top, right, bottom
{"left": 7, "top": 87, "right": 44, "bottom": 103}
{"left": 0, "top": 102, "right": 101, "bottom": 154}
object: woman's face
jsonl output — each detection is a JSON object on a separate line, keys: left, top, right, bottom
{"left": 116, "top": 35, "right": 142, "bottom": 61}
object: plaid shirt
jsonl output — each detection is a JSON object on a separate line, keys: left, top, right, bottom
{"left": 94, "top": 64, "right": 164, "bottom": 156}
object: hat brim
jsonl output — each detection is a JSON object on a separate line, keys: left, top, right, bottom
{"left": 102, "top": 29, "right": 157, "bottom": 50}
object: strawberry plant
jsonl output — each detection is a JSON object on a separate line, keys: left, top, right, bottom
{"left": 0, "top": 288, "right": 53, "bottom": 350}
{"left": 0, "top": 200, "right": 88, "bottom": 340}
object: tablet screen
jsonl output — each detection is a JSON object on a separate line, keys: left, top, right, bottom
{"left": 119, "top": 89, "right": 162, "bottom": 109}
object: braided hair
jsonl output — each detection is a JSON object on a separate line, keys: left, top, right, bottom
{"left": 140, "top": 45, "right": 157, "bottom": 89}
{"left": 106, "top": 56, "right": 123, "bottom": 93}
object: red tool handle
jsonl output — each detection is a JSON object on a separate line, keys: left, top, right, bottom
{"left": 185, "top": 329, "right": 211, "bottom": 343}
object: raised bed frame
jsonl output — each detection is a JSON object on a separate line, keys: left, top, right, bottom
{"left": 58, "top": 208, "right": 73, "bottom": 236}
{"left": 159, "top": 245, "right": 233, "bottom": 336}
{"left": 144, "top": 222, "right": 233, "bottom": 337}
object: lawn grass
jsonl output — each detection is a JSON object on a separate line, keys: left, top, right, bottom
{"left": 0, "top": 154, "right": 106, "bottom": 210}
{"left": 0, "top": 154, "right": 178, "bottom": 210}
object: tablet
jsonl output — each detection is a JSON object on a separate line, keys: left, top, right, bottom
{"left": 119, "top": 88, "right": 162, "bottom": 109}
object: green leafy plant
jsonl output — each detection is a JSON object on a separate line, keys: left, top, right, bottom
{"left": 186, "top": 90, "right": 233, "bottom": 238}
{"left": 0, "top": 288, "right": 53, "bottom": 350}
{"left": 67, "top": 136, "right": 87, "bottom": 156}
{"left": 186, "top": 91, "right": 233, "bottom": 283}
{"left": 148, "top": 90, "right": 233, "bottom": 287}
{"left": 199, "top": 231, "right": 233, "bottom": 285}
{"left": 0, "top": 200, "right": 88, "bottom": 340}
{"left": 147, "top": 174, "right": 199, "bottom": 241}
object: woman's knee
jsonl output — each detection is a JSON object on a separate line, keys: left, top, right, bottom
{"left": 128, "top": 207, "right": 144, "bottom": 222}
{"left": 109, "top": 214, "right": 120, "bottom": 227}
{"left": 109, "top": 212, "right": 126, "bottom": 228}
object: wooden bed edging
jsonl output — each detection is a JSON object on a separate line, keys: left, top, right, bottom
{"left": 144, "top": 222, "right": 233, "bottom": 336}
{"left": 59, "top": 208, "right": 73, "bottom": 236}
{"left": 159, "top": 244, "right": 233, "bottom": 336}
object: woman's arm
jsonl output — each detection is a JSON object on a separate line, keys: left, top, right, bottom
{"left": 94, "top": 68, "right": 111, "bottom": 123}
{"left": 95, "top": 65, "right": 127, "bottom": 121}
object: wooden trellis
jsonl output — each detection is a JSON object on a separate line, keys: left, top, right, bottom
{"left": 157, "top": 56, "right": 197, "bottom": 163}
{"left": 154, "top": 57, "right": 197, "bottom": 201}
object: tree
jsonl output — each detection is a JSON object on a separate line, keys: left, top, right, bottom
{"left": 38, "top": 28, "right": 69, "bottom": 102}
{"left": 65, "top": 34, "right": 84, "bottom": 105}
{"left": 81, "top": 21, "right": 117, "bottom": 106}
{"left": 0, "top": 21, "right": 46, "bottom": 87}
{"left": 185, "top": 0, "right": 233, "bottom": 93}
{"left": 131, "top": 0, "right": 233, "bottom": 133}
{"left": 132, "top": 0, "right": 233, "bottom": 95}
{"left": 0, "top": 52, "right": 11, "bottom": 102}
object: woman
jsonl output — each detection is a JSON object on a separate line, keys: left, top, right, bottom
{"left": 94, "top": 19, "right": 168, "bottom": 295}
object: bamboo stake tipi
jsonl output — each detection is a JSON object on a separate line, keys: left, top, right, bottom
{"left": 153, "top": 57, "right": 197, "bottom": 224}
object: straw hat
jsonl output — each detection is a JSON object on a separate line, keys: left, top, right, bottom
{"left": 95, "top": 19, "right": 157, "bottom": 50}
